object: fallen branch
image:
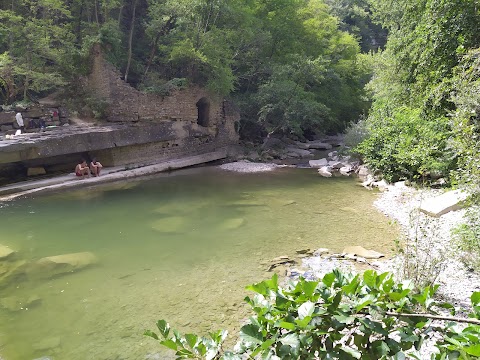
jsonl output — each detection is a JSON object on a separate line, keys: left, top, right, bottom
{"left": 385, "top": 311, "right": 480, "bottom": 325}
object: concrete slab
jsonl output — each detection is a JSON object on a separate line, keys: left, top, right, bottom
{"left": 419, "top": 189, "right": 469, "bottom": 217}
{"left": 0, "top": 150, "right": 228, "bottom": 201}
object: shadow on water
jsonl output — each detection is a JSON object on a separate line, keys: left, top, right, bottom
{"left": 0, "top": 166, "right": 396, "bottom": 360}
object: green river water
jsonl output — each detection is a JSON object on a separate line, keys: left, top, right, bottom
{"left": 0, "top": 166, "right": 396, "bottom": 360}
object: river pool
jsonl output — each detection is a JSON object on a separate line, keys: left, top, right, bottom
{"left": 0, "top": 166, "right": 396, "bottom": 359}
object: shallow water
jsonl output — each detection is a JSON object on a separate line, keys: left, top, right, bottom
{"left": 0, "top": 167, "right": 396, "bottom": 360}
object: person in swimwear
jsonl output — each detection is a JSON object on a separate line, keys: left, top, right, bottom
{"left": 89, "top": 158, "right": 103, "bottom": 177}
{"left": 75, "top": 160, "right": 90, "bottom": 178}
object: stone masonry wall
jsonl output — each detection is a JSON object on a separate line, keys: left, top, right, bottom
{"left": 85, "top": 45, "right": 239, "bottom": 165}
{"left": 87, "top": 45, "right": 237, "bottom": 131}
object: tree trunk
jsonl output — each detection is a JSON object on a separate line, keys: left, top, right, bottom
{"left": 143, "top": 16, "right": 176, "bottom": 79}
{"left": 94, "top": 0, "right": 99, "bottom": 24}
{"left": 117, "top": 2, "right": 124, "bottom": 27}
{"left": 124, "top": 0, "right": 138, "bottom": 83}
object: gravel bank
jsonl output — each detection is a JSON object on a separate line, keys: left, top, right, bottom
{"left": 373, "top": 182, "right": 480, "bottom": 309}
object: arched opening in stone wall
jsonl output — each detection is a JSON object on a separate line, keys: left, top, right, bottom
{"left": 196, "top": 97, "right": 210, "bottom": 127}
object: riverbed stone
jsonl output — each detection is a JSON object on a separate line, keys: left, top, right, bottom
{"left": 0, "top": 260, "right": 27, "bottom": 286}
{"left": 286, "top": 147, "right": 312, "bottom": 158}
{"left": 309, "top": 158, "right": 328, "bottom": 168}
{"left": 419, "top": 189, "right": 469, "bottom": 217}
{"left": 0, "top": 244, "right": 15, "bottom": 260}
{"left": 219, "top": 218, "right": 245, "bottom": 230}
{"left": 342, "top": 246, "right": 385, "bottom": 259}
{"left": 229, "top": 199, "right": 266, "bottom": 207}
{"left": 32, "top": 252, "right": 98, "bottom": 278}
{"left": 151, "top": 217, "right": 187, "bottom": 233}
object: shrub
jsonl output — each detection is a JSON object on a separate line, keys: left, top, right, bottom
{"left": 146, "top": 270, "right": 480, "bottom": 359}
{"left": 355, "top": 106, "right": 456, "bottom": 183}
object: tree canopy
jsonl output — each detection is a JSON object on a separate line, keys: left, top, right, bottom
{"left": 0, "top": 0, "right": 376, "bottom": 138}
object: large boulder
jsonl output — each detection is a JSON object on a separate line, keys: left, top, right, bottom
{"left": 31, "top": 252, "right": 98, "bottom": 278}
{"left": 309, "top": 158, "right": 328, "bottom": 168}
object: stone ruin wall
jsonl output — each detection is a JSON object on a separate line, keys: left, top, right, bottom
{"left": 86, "top": 45, "right": 239, "bottom": 165}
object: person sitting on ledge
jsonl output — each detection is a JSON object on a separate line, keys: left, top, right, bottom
{"left": 75, "top": 160, "right": 90, "bottom": 179}
{"left": 89, "top": 158, "right": 103, "bottom": 177}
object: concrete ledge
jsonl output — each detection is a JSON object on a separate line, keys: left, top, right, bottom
{"left": 0, "top": 149, "right": 227, "bottom": 201}
{"left": 419, "top": 189, "right": 469, "bottom": 217}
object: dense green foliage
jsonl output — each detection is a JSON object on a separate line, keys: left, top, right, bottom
{"left": 354, "top": 0, "right": 480, "bottom": 183}
{"left": 0, "top": 0, "right": 374, "bottom": 137}
{"left": 147, "top": 271, "right": 480, "bottom": 359}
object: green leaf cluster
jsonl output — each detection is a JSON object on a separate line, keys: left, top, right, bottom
{"left": 147, "top": 270, "right": 480, "bottom": 359}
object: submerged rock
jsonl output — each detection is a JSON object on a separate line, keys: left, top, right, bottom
{"left": 151, "top": 217, "right": 187, "bottom": 234}
{"left": 0, "top": 244, "right": 15, "bottom": 260}
{"left": 0, "top": 260, "right": 27, "bottom": 286}
{"left": 219, "top": 218, "right": 245, "bottom": 230}
{"left": 32, "top": 337, "right": 61, "bottom": 351}
{"left": 0, "top": 294, "right": 41, "bottom": 312}
{"left": 31, "top": 252, "right": 98, "bottom": 278}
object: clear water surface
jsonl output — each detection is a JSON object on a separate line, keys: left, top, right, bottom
{"left": 0, "top": 166, "right": 397, "bottom": 360}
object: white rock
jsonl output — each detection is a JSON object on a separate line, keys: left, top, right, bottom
{"left": 327, "top": 151, "right": 338, "bottom": 158}
{"left": 313, "top": 248, "right": 329, "bottom": 256}
{"left": 328, "top": 161, "right": 343, "bottom": 169}
{"left": 419, "top": 190, "right": 469, "bottom": 217}
{"left": 342, "top": 246, "right": 385, "bottom": 259}
{"left": 357, "top": 165, "right": 370, "bottom": 177}
{"left": 309, "top": 158, "right": 328, "bottom": 168}
{"left": 339, "top": 166, "right": 353, "bottom": 176}
{"left": 318, "top": 166, "right": 333, "bottom": 177}
{"left": 372, "top": 179, "right": 389, "bottom": 192}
